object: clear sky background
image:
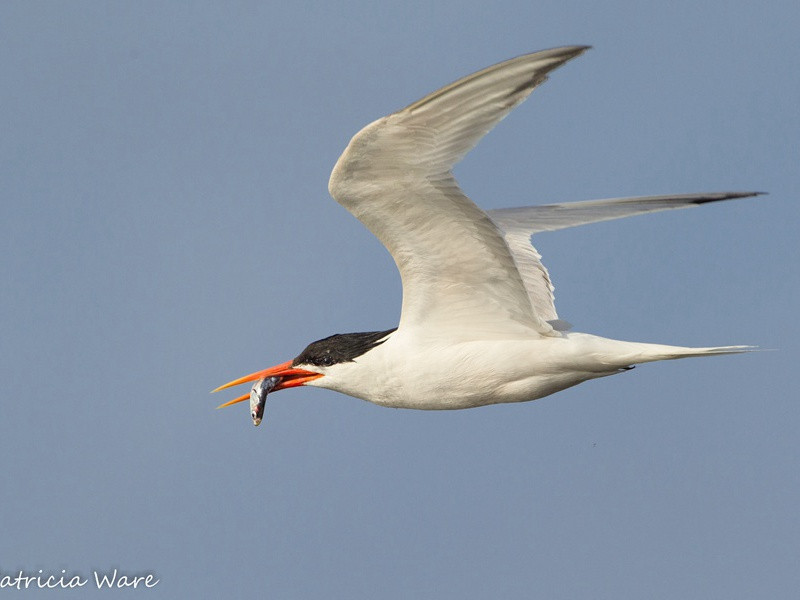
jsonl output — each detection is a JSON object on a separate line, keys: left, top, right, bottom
{"left": 2, "top": 2, "right": 798, "bottom": 598}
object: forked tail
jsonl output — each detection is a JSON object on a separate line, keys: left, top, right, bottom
{"left": 574, "top": 333, "right": 757, "bottom": 371}
{"left": 618, "top": 341, "right": 756, "bottom": 367}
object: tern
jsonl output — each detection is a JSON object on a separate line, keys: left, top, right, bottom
{"left": 214, "top": 45, "right": 759, "bottom": 414}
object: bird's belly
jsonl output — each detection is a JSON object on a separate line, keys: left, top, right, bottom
{"left": 348, "top": 335, "right": 614, "bottom": 410}
{"left": 360, "top": 370, "right": 599, "bottom": 410}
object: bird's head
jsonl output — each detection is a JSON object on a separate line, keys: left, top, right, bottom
{"left": 213, "top": 328, "right": 395, "bottom": 411}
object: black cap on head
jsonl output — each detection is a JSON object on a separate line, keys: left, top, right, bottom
{"left": 293, "top": 328, "right": 396, "bottom": 368}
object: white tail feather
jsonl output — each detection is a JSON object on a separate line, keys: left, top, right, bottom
{"left": 610, "top": 341, "right": 757, "bottom": 368}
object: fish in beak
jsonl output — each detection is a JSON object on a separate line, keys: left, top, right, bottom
{"left": 213, "top": 360, "right": 323, "bottom": 424}
{"left": 248, "top": 377, "right": 279, "bottom": 426}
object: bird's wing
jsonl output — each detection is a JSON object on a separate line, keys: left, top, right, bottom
{"left": 487, "top": 192, "right": 761, "bottom": 324}
{"left": 487, "top": 192, "right": 762, "bottom": 234}
{"left": 494, "top": 226, "right": 559, "bottom": 323}
{"left": 328, "top": 46, "right": 589, "bottom": 340}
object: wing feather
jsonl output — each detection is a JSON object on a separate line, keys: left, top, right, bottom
{"left": 329, "top": 46, "right": 589, "bottom": 339}
{"left": 487, "top": 192, "right": 763, "bottom": 235}
{"left": 487, "top": 192, "right": 763, "bottom": 322}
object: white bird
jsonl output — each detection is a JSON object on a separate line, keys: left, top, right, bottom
{"left": 214, "top": 46, "right": 760, "bottom": 416}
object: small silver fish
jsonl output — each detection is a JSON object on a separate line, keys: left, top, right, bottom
{"left": 250, "top": 376, "right": 280, "bottom": 426}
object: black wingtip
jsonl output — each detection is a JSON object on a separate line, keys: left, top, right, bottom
{"left": 691, "top": 191, "right": 768, "bottom": 205}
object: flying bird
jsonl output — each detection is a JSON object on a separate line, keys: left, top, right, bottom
{"left": 214, "top": 45, "right": 759, "bottom": 416}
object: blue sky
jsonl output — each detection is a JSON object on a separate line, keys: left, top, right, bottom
{"left": 2, "top": 1, "right": 798, "bottom": 598}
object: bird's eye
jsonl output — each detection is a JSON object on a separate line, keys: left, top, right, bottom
{"left": 319, "top": 356, "right": 334, "bottom": 366}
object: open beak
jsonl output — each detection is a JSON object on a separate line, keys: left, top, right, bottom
{"left": 212, "top": 360, "right": 323, "bottom": 409}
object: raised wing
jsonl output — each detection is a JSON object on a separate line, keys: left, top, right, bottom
{"left": 328, "top": 46, "right": 589, "bottom": 340}
{"left": 488, "top": 192, "right": 762, "bottom": 323}
{"left": 487, "top": 192, "right": 762, "bottom": 234}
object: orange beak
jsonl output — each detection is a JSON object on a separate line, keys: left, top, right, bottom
{"left": 212, "top": 360, "right": 323, "bottom": 409}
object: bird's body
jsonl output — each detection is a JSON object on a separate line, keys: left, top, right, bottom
{"left": 313, "top": 331, "right": 630, "bottom": 410}
{"left": 215, "top": 46, "right": 758, "bottom": 417}
{"left": 308, "top": 330, "right": 747, "bottom": 410}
